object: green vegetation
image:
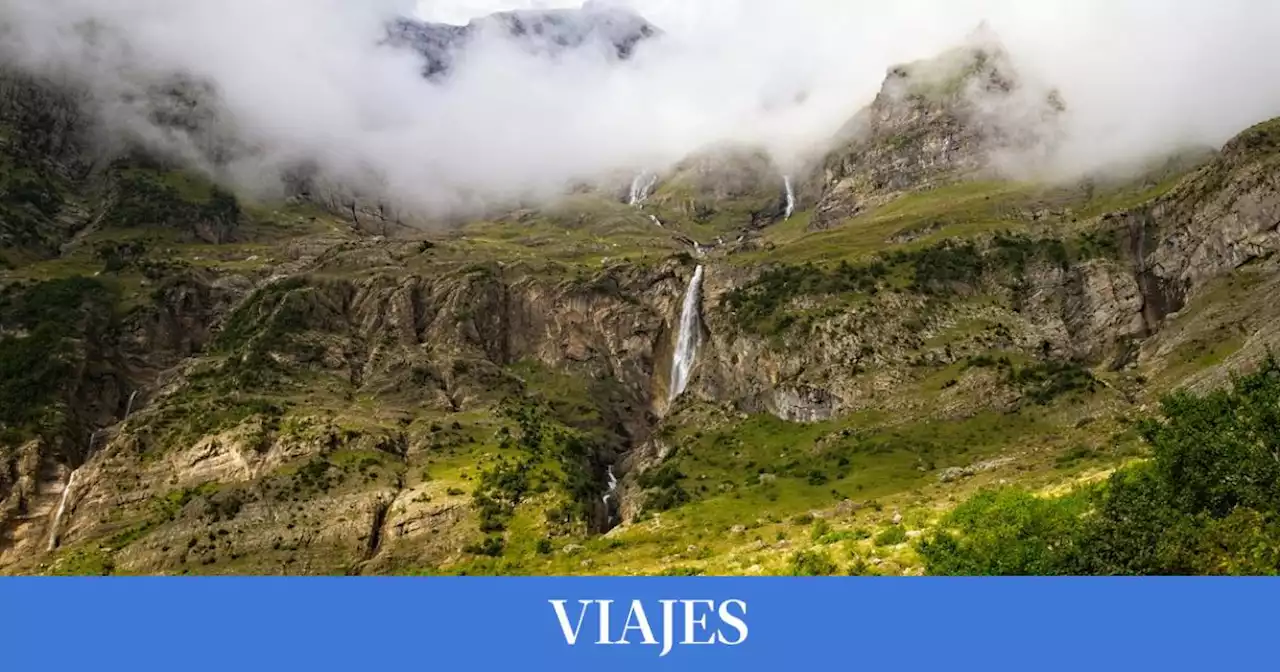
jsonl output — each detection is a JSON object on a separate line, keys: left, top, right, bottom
{"left": 874, "top": 526, "right": 909, "bottom": 547}
{"left": 723, "top": 260, "right": 888, "bottom": 334}
{"left": 0, "top": 277, "right": 114, "bottom": 440}
{"left": 466, "top": 398, "right": 604, "bottom": 556}
{"left": 724, "top": 232, "right": 1075, "bottom": 334}
{"left": 637, "top": 463, "right": 691, "bottom": 512}
{"left": 788, "top": 549, "right": 839, "bottom": 576}
{"left": 921, "top": 357, "right": 1280, "bottom": 575}
{"left": 966, "top": 355, "right": 1099, "bottom": 406}
{"left": 104, "top": 167, "right": 240, "bottom": 242}
{"left": 0, "top": 156, "right": 66, "bottom": 252}
{"left": 6, "top": 64, "right": 1273, "bottom": 579}
{"left": 638, "top": 408, "right": 1048, "bottom": 528}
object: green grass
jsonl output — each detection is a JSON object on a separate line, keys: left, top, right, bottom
{"left": 453, "top": 196, "right": 680, "bottom": 268}
{"left": 637, "top": 408, "right": 1050, "bottom": 527}
{"left": 743, "top": 181, "right": 1037, "bottom": 266}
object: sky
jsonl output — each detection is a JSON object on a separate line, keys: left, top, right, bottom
{"left": 3, "top": 0, "right": 1280, "bottom": 217}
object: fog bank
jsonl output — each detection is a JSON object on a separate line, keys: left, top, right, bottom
{"left": 3, "top": 0, "right": 1279, "bottom": 216}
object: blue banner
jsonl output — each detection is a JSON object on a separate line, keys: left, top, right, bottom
{"left": 0, "top": 578, "right": 1268, "bottom": 670}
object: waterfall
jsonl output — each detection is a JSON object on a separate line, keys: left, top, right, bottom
{"left": 47, "top": 469, "right": 79, "bottom": 551}
{"left": 628, "top": 172, "right": 657, "bottom": 206}
{"left": 784, "top": 175, "right": 796, "bottom": 220}
{"left": 124, "top": 390, "right": 139, "bottom": 420}
{"left": 669, "top": 265, "right": 705, "bottom": 403}
{"left": 602, "top": 465, "right": 618, "bottom": 519}
{"left": 600, "top": 465, "right": 620, "bottom": 528}
{"left": 602, "top": 466, "right": 618, "bottom": 506}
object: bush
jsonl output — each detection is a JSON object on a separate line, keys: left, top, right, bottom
{"left": 463, "top": 536, "right": 505, "bottom": 557}
{"left": 1008, "top": 360, "right": 1098, "bottom": 405}
{"left": 918, "top": 488, "right": 1090, "bottom": 575}
{"left": 873, "top": 526, "right": 909, "bottom": 547}
{"left": 788, "top": 550, "right": 838, "bottom": 576}
{"left": 639, "top": 463, "right": 690, "bottom": 513}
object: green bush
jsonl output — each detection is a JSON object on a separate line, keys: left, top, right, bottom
{"left": 1008, "top": 360, "right": 1098, "bottom": 405}
{"left": 788, "top": 549, "right": 838, "bottom": 576}
{"left": 725, "top": 234, "right": 1080, "bottom": 334}
{"left": 918, "top": 488, "right": 1090, "bottom": 575}
{"left": 638, "top": 463, "right": 690, "bottom": 513}
{"left": 873, "top": 526, "right": 909, "bottom": 547}
{"left": 922, "top": 356, "right": 1280, "bottom": 576}
{"left": 463, "top": 536, "right": 506, "bottom": 557}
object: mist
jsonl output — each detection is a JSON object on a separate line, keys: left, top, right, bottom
{"left": 3, "top": 0, "right": 1280, "bottom": 218}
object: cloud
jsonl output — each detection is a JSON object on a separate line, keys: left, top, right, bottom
{"left": 3, "top": 0, "right": 1280, "bottom": 218}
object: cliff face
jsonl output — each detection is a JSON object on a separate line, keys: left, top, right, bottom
{"left": 813, "top": 32, "right": 1065, "bottom": 231}
{"left": 3, "top": 256, "right": 695, "bottom": 573}
{"left": 4, "top": 34, "right": 1280, "bottom": 576}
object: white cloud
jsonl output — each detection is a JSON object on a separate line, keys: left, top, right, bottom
{"left": 4, "top": 0, "right": 1280, "bottom": 217}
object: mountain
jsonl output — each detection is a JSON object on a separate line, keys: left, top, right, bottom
{"left": 4, "top": 28, "right": 1280, "bottom": 576}
{"left": 387, "top": 2, "right": 660, "bottom": 80}
{"left": 813, "top": 26, "right": 1066, "bottom": 230}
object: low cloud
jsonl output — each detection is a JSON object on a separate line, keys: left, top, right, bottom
{"left": 4, "top": 0, "right": 1279, "bottom": 218}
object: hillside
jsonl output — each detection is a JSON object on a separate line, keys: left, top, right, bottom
{"left": 3, "top": 30, "right": 1280, "bottom": 576}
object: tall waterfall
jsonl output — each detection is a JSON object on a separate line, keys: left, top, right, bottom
{"left": 669, "top": 265, "right": 705, "bottom": 403}
{"left": 784, "top": 176, "right": 796, "bottom": 220}
{"left": 47, "top": 469, "right": 79, "bottom": 551}
{"left": 628, "top": 173, "right": 657, "bottom": 206}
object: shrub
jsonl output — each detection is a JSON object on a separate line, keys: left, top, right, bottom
{"left": 639, "top": 463, "right": 691, "bottom": 513}
{"left": 918, "top": 488, "right": 1090, "bottom": 575}
{"left": 1008, "top": 360, "right": 1098, "bottom": 405}
{"left": 873, "top": 526, "right": 909, "bottom": 547}
{"left": 788, "top": 549, "right": 838, "bottom": 576}
{"left": 463, "top": 536, "right": 505, "bottom": 557}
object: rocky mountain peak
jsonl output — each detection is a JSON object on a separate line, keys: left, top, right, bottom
{"left": 812, "top": 25, "right": 1067, "bottom": 230}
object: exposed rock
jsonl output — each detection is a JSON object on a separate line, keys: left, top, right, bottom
{"left": 834, "top": 499, "right": 863, "bottom": 517}
{"left": 938, "top": 457, "right": 1017, "bottom": 483}
{"left": 763, "top": 385, "right": 838, "bottom": 423}
{"left": 812, "top": 27, "right": 1065, "bottom": 230}
{"left": 1122, "top": 120, "right": 1280, "bottom": 326}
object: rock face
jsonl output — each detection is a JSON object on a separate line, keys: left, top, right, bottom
{"left": 387, "top": 2, "right": 660, "bottom": 80}
{"left": 812, "top": 28, "right": 1065, "bottom": 230}
{"left": 1123, "top": 120, "right": 1280, "bottom": 320}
